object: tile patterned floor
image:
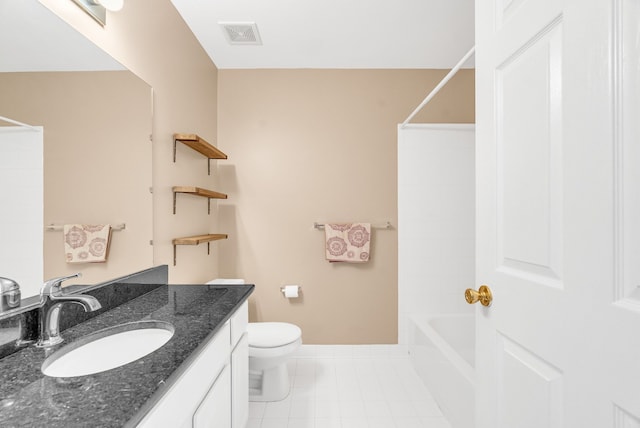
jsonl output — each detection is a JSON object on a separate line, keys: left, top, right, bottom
{"left": 246, "top": 346, "right": 452, "bottom": 428}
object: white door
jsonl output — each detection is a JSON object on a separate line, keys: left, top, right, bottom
{"left": 475, "top": 0, "right": 640, "bottom": 427}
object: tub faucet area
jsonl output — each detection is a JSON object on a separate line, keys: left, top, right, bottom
{"left": 36, "top": 273, "right": 102, "bottom": 348}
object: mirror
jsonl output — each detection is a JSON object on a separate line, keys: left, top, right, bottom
{"left": 0, "top": 1, "right": 153, "bottom": 299}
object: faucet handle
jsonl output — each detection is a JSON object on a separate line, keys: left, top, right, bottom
{"left": 41, "top": 273, "right": 82, "bottom": 297}
{"left": 0, "top": 277, "right": 20, "bottom": 293}
{"left": 0, "top": 277, "right": 21, "bottom": 311}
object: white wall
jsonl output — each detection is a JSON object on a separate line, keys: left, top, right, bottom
{"left": 0, "top": 126, "right": 43, "bottom": 298}
{"left": 397, "top": 124, "right": 475, "bottom": 344}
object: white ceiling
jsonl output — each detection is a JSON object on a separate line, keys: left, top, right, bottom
{"left": 170, "top": 0, "right": 475, "bottom": 69}
{"left": 1, "top": 0, "right": 474, "bottom": 73}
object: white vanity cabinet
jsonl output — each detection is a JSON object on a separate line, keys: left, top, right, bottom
{"left": 137, "top": 301, "right": 249, "bottom": 428}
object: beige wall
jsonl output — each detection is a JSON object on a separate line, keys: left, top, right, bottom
{"left": 218, "top": 69, "right": 474, "bottom": 343}
{"left": 0, "top": 71, "right": 153, "bottom": 287}
{"left": 40, "top": 0, "right": 222, "bottom": 283}
{"left": 39, "top": 0, "right": 475, "bottom": 343}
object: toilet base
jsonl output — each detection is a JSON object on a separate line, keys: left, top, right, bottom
{"left": 248, "top": 362, "right": 291, "bottom": 402}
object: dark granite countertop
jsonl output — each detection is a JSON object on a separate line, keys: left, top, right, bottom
{"left": 0, "top": 283, "right": 254, "bottom": 428}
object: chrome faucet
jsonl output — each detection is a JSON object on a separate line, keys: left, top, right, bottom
{"left": 0, "top": 277, "right": 21, "bottom": 312}
{"left": 36, "top": 273, "right": 102, "bottom": 348}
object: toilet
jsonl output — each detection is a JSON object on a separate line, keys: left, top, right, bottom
{"left": 206, "top": 279, "right": 302, "bottom": 402}
{"left": 248, "top": 321, "right": 302, "bottom": 401}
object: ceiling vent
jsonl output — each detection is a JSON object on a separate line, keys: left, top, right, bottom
{"left": 219, "top": 22, "right": 262, "bottom": 45}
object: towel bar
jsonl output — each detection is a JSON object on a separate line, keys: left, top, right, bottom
{"left": 313, "top": 221, "right": 392, "bottom": 230}
{"left": 45, "top": 223, "right": 126, "bottom": 232}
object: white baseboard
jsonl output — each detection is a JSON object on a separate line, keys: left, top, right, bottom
{"left": 293, "top": 344, "right": 409, "bottom": 359}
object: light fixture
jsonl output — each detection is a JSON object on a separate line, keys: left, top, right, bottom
{"left": 71, "top": 0, "right": 124, "bottom": 26}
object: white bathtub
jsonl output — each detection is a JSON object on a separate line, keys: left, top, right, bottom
{"left": 408, "top": 314, "right": 475, "bottom": 428}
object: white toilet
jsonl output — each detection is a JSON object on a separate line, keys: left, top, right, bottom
{"left": 206, "top": 279, "right": 302, "bottom": 402}
{"left": 248, "top": 321, "right": 302, "bottom": 401}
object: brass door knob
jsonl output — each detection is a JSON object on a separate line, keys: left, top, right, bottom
{"left": 465, "top": 285, "right": 493, "bottom": 307}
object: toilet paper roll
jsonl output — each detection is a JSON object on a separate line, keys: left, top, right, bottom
{"left": 283, "top": 285, "right": 300, "bottom": 298}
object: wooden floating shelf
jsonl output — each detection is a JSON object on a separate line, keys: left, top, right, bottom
{"left": 173, "top": 186, "right": 228, "bottom": 199}
{"left": 172, "top": 186, "right": 228, "bottom": 214}
{"left": 172, "top": 234, "right": 228, "bottom": 246}
{"left": 171, "top": 132, "right": 230, "bottom": 264}
{"left": 172, "top": 234, "right": 228, "bottom": 266}
{"left": 173, "top": 134, "right": 227, "bottom": 175}
{"left": 173, "top": 134, "right": 227, "bottom": 159}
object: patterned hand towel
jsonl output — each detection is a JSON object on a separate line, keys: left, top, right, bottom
{"left": 63, "top": 224, "right": 112, "bottom": 263}
{"left": 325, "top": 223, "right": 371, "bottom": 263}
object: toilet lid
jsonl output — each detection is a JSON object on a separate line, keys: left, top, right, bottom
{"left": 247, "top": 322, "right": 301, "bottom": 348}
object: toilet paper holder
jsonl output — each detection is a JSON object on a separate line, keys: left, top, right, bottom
{"left": 280, "top": 285, "right": 301, "bottom": 297}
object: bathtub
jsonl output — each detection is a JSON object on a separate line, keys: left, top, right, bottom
{"left": 408, "top": 314, "right": 475, "bottom": 428}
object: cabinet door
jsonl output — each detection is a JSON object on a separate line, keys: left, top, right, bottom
{"left": 136, "top": 323, "right": 231, "bottom": 428}
{"left": 231, "top": 333, "right": 248, "bottom": 428}
{"left": 193, "top": 364, "right": 232, "bottom": 428}
{"left": 230, "top": 301, "right": 248, "bottom": 346}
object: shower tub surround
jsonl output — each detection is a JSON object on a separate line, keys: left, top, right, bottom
{"left": 408, "top": 314, "right": 475, "bottom": 428}
{"left": 0, "top": 266, "right": 253, "bottom": 427}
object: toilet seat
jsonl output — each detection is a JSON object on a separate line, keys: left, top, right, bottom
{"left": 248, "top": 322, "right": 301, "bottom": 348}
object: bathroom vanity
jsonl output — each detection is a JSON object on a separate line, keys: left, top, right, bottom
{"left": 137, "top": 301, "right": 249, "bottom": 428}
{"left": 0, "top": 266, "right": 253, "bottom": 427}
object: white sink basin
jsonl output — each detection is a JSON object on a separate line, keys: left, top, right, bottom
{"left": 41, "top": 320, "right": 174, "bottom": 378}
